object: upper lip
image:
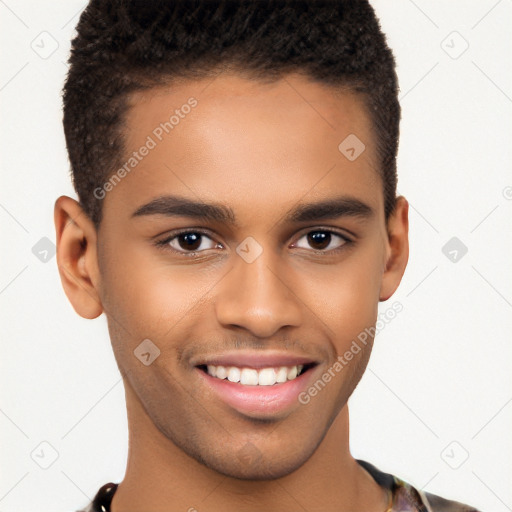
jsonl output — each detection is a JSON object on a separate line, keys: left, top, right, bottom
{"left": 192, "top": 350, "right": 319, "bottom": 369}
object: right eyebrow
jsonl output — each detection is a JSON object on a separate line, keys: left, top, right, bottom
{"left": 131, "top": 195, "right": 238, "bottom": 226}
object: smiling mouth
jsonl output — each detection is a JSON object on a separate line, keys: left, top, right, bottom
{"left": 196, "top": 362, "right": 317, "bottom": 386}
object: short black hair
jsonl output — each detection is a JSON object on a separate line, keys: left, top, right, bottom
{"left": 63, "top": 0, "right": 400, "bottom": 229}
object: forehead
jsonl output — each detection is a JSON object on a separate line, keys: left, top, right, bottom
{"left": 104, "top": 73, "right": 382, "bottom": 226}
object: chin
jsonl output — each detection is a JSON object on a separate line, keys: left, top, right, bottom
{"left": 205, "top": 452, "right": 311, "bottom": 481}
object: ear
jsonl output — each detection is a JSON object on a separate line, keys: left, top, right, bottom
{"left": 54, "top": 195, "right": 103, "bottom": 319}
{"left": 379, "top": 195, "right": 409, "bottom": 302}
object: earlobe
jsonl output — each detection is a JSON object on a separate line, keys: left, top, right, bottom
{"left": 54, "top": 195, "right": 104, "bottom": 319}
{"left": 379, "top": 196, "right": 409, "bottom": 302}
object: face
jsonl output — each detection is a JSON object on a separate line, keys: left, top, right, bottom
{"left": 57, "top": 72, "right": 408, "bottom": 481}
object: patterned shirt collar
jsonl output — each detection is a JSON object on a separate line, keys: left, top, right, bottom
{"left": 80, "top": 459, "right": 478, "bottom": 512}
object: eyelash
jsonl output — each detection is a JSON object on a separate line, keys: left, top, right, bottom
{"left": 154, "top": 228, "right": 353, "bottom": 257}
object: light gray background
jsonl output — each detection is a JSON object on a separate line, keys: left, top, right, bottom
{"left": 1, "top": 1, "right": 511, "bottom": 511}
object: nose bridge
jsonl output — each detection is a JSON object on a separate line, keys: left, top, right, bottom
{"left": 215, "top": 242, "right": 302, "bottom": 336}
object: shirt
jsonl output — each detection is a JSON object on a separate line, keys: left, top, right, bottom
{"left": 77, "top": 459, "right": 481, "bottom": 512}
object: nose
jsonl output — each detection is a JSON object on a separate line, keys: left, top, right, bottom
{"left": 215, "top": 248, "right": 302, "bottom": 338}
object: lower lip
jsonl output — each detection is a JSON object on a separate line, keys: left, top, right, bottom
{"left": 195, "top": 366, "right": 318, "bottom": 418}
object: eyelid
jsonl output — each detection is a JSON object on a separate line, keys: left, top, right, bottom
{"left": 154, "top": 226, "right": 353, "bottom": 256}
{"left": 154, "top": 228, "right": 222, "bottom": 253}
{"left": 292, "top": 225, "right": 353, "bottom": 241}
{"left": 290, "top": 227, "right": 352, "bottom": 251}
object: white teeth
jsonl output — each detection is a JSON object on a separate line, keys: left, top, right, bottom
{"left": 215, "top": 365, "right": 227, "bottom": 379}
{"left": 240, "top": 368, "right": 259, "bottom": 385}
{"left": 204, "top": 364, "right": 306, "bottom": 385}
{"left": 227, "top": 366, "right": 241, "bottom": 382}
{"left": 258, "top": 368, "right": 276, "bottom": 386}
{"left": 276, "top": 366, "right": 288, "bottom": 382}
{"left": 287, "top": 366, "right": 298, "bottom": 380}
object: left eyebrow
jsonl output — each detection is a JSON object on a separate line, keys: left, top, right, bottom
{"left": 131, "top": 194, "right": 375, "bottom": 225}
{"left": 283, "top": 195, "right": 375, "bottom": 223}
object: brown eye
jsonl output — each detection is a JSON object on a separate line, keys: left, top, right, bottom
{"left": 294, "top": 230, "right": 349, "bottom": 252}
{"left": 307, "top": 231, "right": 331, "bottom": 250}
{"left": 157, "top": 231, "right": 221, "bottom": 253}
{"left": 177, "top": 233, "right": 202, "bottom": 251}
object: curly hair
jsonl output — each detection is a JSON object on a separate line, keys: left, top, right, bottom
{"left": 62, "top": 0, "right": 400, "bottom": 228}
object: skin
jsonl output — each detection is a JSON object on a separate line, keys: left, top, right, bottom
{"left": 54, "top": 72, "right": 408, "bottom": 512}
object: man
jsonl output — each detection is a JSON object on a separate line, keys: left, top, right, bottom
{"left": 54, "top": 0, "right": 480, "bottom": 510}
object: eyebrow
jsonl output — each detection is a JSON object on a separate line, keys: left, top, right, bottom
{"left": 131, "top": 194, "right": 374, "bottom": 226}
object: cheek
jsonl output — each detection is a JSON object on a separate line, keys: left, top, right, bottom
{"left": 98, "top": 240, "right": 219, "bottom": 343}
{"left": 297, "top": 244, "right": 383, "bottom": 346}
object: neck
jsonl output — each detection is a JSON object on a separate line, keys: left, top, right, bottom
{"left": 111, "top": 382, "right": 388, "bottom": 512}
